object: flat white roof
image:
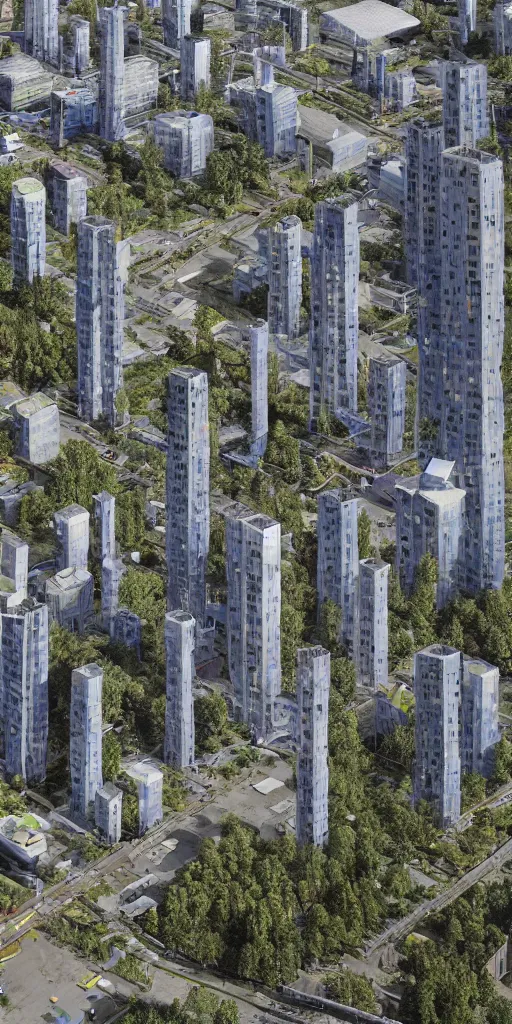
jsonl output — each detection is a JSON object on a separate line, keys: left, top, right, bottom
{"left": 425, "top": 458, "right": 455, "bottom": 482}
{"left": 252, "top": 777, "right": 284, "bottom": 795}
{"left": 322, "top": 0, "right": 419, "bottom": 40}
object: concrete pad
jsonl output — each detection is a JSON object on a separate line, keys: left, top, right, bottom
{"left": 252, "top": 777, "right": 284, "bottom": 795}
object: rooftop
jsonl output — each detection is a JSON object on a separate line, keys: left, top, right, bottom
{"left": 126, "top": 761, "right": 163, "bottom": 785}
{"left": 321, "top": 0, "right": 420, "bottom": 40}
{"left": 46, "top": 567, "right": 92, "bottom": 593}
{"left": 12, "top": 177, "right": 44, "bottom": 198}
{"left": 50, "top": 160, "right": 87, "bottom": 182}
{"left": 54, "top": 504, "right": 89, "bottom": 522}
{"left": 14, "top": 392, "right": 56, "bottom": 418}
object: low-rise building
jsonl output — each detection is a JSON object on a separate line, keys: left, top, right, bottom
{"left": 125, "top": 762, "right": 163, "bottom": 835}
{"left": 45, "top": 567, "right": 94, "bottom": 634}
{"left": 152, "top": 111, "right": 214, "bottom": 178}
{"left": 95, "top": 781, "right": 123, "bottom": 845}
{"left": 50, "top": 89, "right": 98, "bottom": 147}
{"left": 12, "top": 392, "right": 60, "bottom": 465}
{"left": 124, "top": 55, "right": 159, "bottom": 117}
{"left": 0, "top": 54, "right": 53, "bottom": 112}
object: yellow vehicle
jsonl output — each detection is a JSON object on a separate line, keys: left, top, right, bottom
{"left": 77, "top": 972, "right": 101, "bottom": 991}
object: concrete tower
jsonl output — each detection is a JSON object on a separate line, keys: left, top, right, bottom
{"left": 317, "top": 491, "right": 359, "bottom": 655}
{"left": 11, "top": 178, "right": 46, "bottom": 286}
{"left": 166, "top": 368, "right": 210, "bottom": 625}
{"left": 296, "top": 646, "right": 330, "bottom": 847}
{"left": 180, "top": 35, "right": 211, "bottom": 101}
{"left": 2, "top": 601, "right": 48, "bottom": 784}
{"left": 69, "top": 664, "right": 103, "bottom": 819}
{"left": 309, "top": 197, "right": 359, "bottom": 428}
{"left": 395, "top": 460, "right": 465, "bottom": 608}
{"left": 368, "top": 354, "right": 406, "bottom": 470}
{"left": 24, "top": 0, "right": 59, "bottom": 65}
{"left": 162, "top": 0, "right": 191, "bottom": 48}
{"left": 404, "top": 119, "right": 445, "bottom": 464}
{"left": 226, "top": 509, "right": 281, "bottom": 741}
{"left": 461, "top": 656, "right": 500, "bottom": 778}
{"left": 99, "top": 4, "right": 125, "bottom": 142}
{"left": 164, "top": 609, "right": 195, "bottom": 768}
{"left": 414, "top": 644, "right": 461, "bottom": 827}
{"left": 267, "top": 215, "right": 302, "bottom": 341}
{"left": 358, "top": 558, "right": 389, "bottom": 690}
{"left": 442, "top": 62, "right": 488, "bottom": 149}
{"left": 54, "top": 505, "right": 90, "bottom": 572}
{"left": 76, "top": 216, "right": 128, "bottom": 427}
{"left": 458, "top": 0, "right": 477, "bottom": 44}
{"left": 439, "top": 148, "right": 505, "bottom": 593}
{"left": 93, "top": 491, "right": 116, "bottom": 563}
{"left": 249, "top": 319, "right": 268, "bottom": 460}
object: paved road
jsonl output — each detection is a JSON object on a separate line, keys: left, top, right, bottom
{"left": 365, "top": 834, "right": 512, "bottom": 956}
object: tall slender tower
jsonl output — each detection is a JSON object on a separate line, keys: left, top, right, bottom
{"left": 414, "top": 644, "right": 461, "bottom": 827}
{"left": 180, "top": 35, "right": 211, "bottom": 101}
{"left": 358, "top": 558, "right": 389, "bottom": 689}
{"left": 24, "top": 0, "right": 59, "bottom": 65}
{"left": 164, "top": 609, "right": 195, "bottom": 768}
{"left": 296, "top": 646, "right": 330, "bottom": 847}
{"left": 93, "top": 491, "right": 116, "bottom": 563}
{"left": 461, "top": 656, "right": 500, "bottom": 778}
{"left": 166, "top": 368, "right": 210, "bottom": 625}
{"left": 309, "top": 197, "right": 359, "bottom": 428}
{"left": 317, "top": 491, "right": 359, "bottom": 655}
{"left": 249, "top": 319, "right": 268, "bottom": 460}
{"left": 439, "top": 148, "right": 505, "bottom": 593}
{"left": 267, "top": 215, "right": 302, "bottom": 340}
{"left": 2, "top": 601, "right": 48, "bottom": 784}
{"left": 162, "top": 0, "right": 191, "bottom": 49}
{"left": 458, "top": 0, "right": 477, "bottom": 45}
{"left": 226, "top": 509, "right": 281, "bottom": 740}
{"left": 76, "top": 216, "right": 128, "bottom": 427}
{"left": 11, "top": 178, "right": 46, "bottom": 286}
{"left": 367, "top": 354, "right": 406, "bottom": 470}
{"left": 442, "top": 62, "right": 488, "bottom": 149}
{"left": 405, "top": 119, "right": 444, "bottom": 463}
{"left": 99, "top": 4, "right": 125, "bottom": 142}
{"left": 69, "top": 664, "right": 103, "bottom": 819}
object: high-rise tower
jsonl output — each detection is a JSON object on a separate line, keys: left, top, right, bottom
{"left": 76, "top": 216, "right": 128, "bottom": 427}
{"left": 11, "top": 178, "right": 46, "bottom": 286}
{"left": 2, "top": 600, "right": 48, "bottom": 784}
{"left": 439, "top": 148, "right": 505, "bottom": 593}
{"left": 166, "top": 368, "right": 210, "bottom": 625}
{"left": 164, "top": 609, "right": 195, "bottom": 768}
{"left": 24, "top": 0, "right": 59, "bottom": 65}
{"left": 309, "top": 197, "right": 359, "bottom": 428}
{"left": 442, "top": 62, "right": 488, "bottom": 149}
{"left": 69, "top": 664, "right": 103, "bottom": 819}
{"left": 99, "top": 4, "right": 125, "bottom": 142}
{"left": 162, "top": 0, "right": 191, "bottom": 49}
{"left": 296, "top": 646, "right": 330, "bottom": 847}
{"left": 414, "top": 644, "right": 461, "bottom": 827}
{"left": 317, "top": 491, "right": 359, "bottom": 655}
{"left": 267, "top": 215, "right": 302, "bottom": 340}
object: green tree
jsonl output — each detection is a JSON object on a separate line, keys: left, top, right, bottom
{"left": 357, "top": 508, "right": 372, "bottom": 559}
{"left": 324, "top": 971, "right": 377, "bottom": 1014}
{"left": 49, "top": 440, "right": 118, "bottom": 511}
{"left": 102, "top": 730, "right": 122, "bottom": 782}
{"left": 194, "top": 692, "right": 229, "bottom": 753}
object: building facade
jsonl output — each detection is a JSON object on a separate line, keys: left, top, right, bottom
{"left": 461, "top": 656, "right": 500, "bottom": 778}
{"left": 255, "top": 83, "right": 298, "bottom": 158}
{"left": 11, "top": 178, "right": 46, "bottom": 286}
{"left": 267, "top": 215, "right": 302, "bottom": 340}
{"left": 249, "top": 319, "right": 268, "bottom": 460}
{"left": 439, "top": 148, "right": 505, "bottom": 593}
{"left": 180, "top": 35, "right": 211, "bottom": 101}
{"left": 113, "top": 608, "right": 142, "bottom": 659}
{"left": 404, "top": 119, "right": 444, "bottom": 464}
{"left": 69, "top": 663, "right": 103, "bottom": 819}
{"left": 48, "top": 162, "right": 87, "bottom": 237}
{"left": 309, "top": 197, "right": 359, "bottom": 428}
{"left": 442, "top": 62, "right": 488, "bottom": 149}
{"left": 99, "top": 4, "right": 125, "bottom": 142}
{"left": 12, "top": 393, "right": 60, "bottom": 466}
{"left": 93, "top": 491, "right": 116, "bottom": 563}
{"left": 395, "top": 460, "right": 465, "bottom": 608}
{"left": 164, "top": 609, "right": 195, "bottom": 768}
{"left": 296, "top": 646, "right": 330, "bottom": 847}
{"left": 76, "top": 216, "right": 128, "bottom": 427}
{"left": 162, "top": 0, "right": 191, "bottom": 48}
{"left": 2, "top": 600, "right": 48, "bottom": 784}
{"left": 45, "top": 568, "right": 94, "bottom": 634}
{"left": 125, "top": 762, "right": 163, "bottom": 834}
{"left": 95, "top": 782, "right": 123, "bottom": 845}
{"left": 152, "top": 111, "right": 214, "bottom": 178}
{"left": 61, "top": 15, "right": 90, "bottom": 74}
{"left": 166, "top": 368, "right": 210, "bottom": 626}
{"left": 358, "top": 558, "right": 389, "bottom": 689}
{"left": 414, "top": 644, "right": 461, "bottom": 827}
{"left": 54, "top": 505, "right": 90, "bottom": 572}
{"left": 368, "top": 354, "right": 406, "bottom": 470}
{"left": 317, "top": 491, "right": 359, "bottom": 655}
{"left": 459, "top": 0, "right": 476, "bottom": 44}
{"left": 24, "top": 0, "right": 59, "bottom": 65}
{"left": 226, "top": 509, "right": 281, "bottom": 740}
